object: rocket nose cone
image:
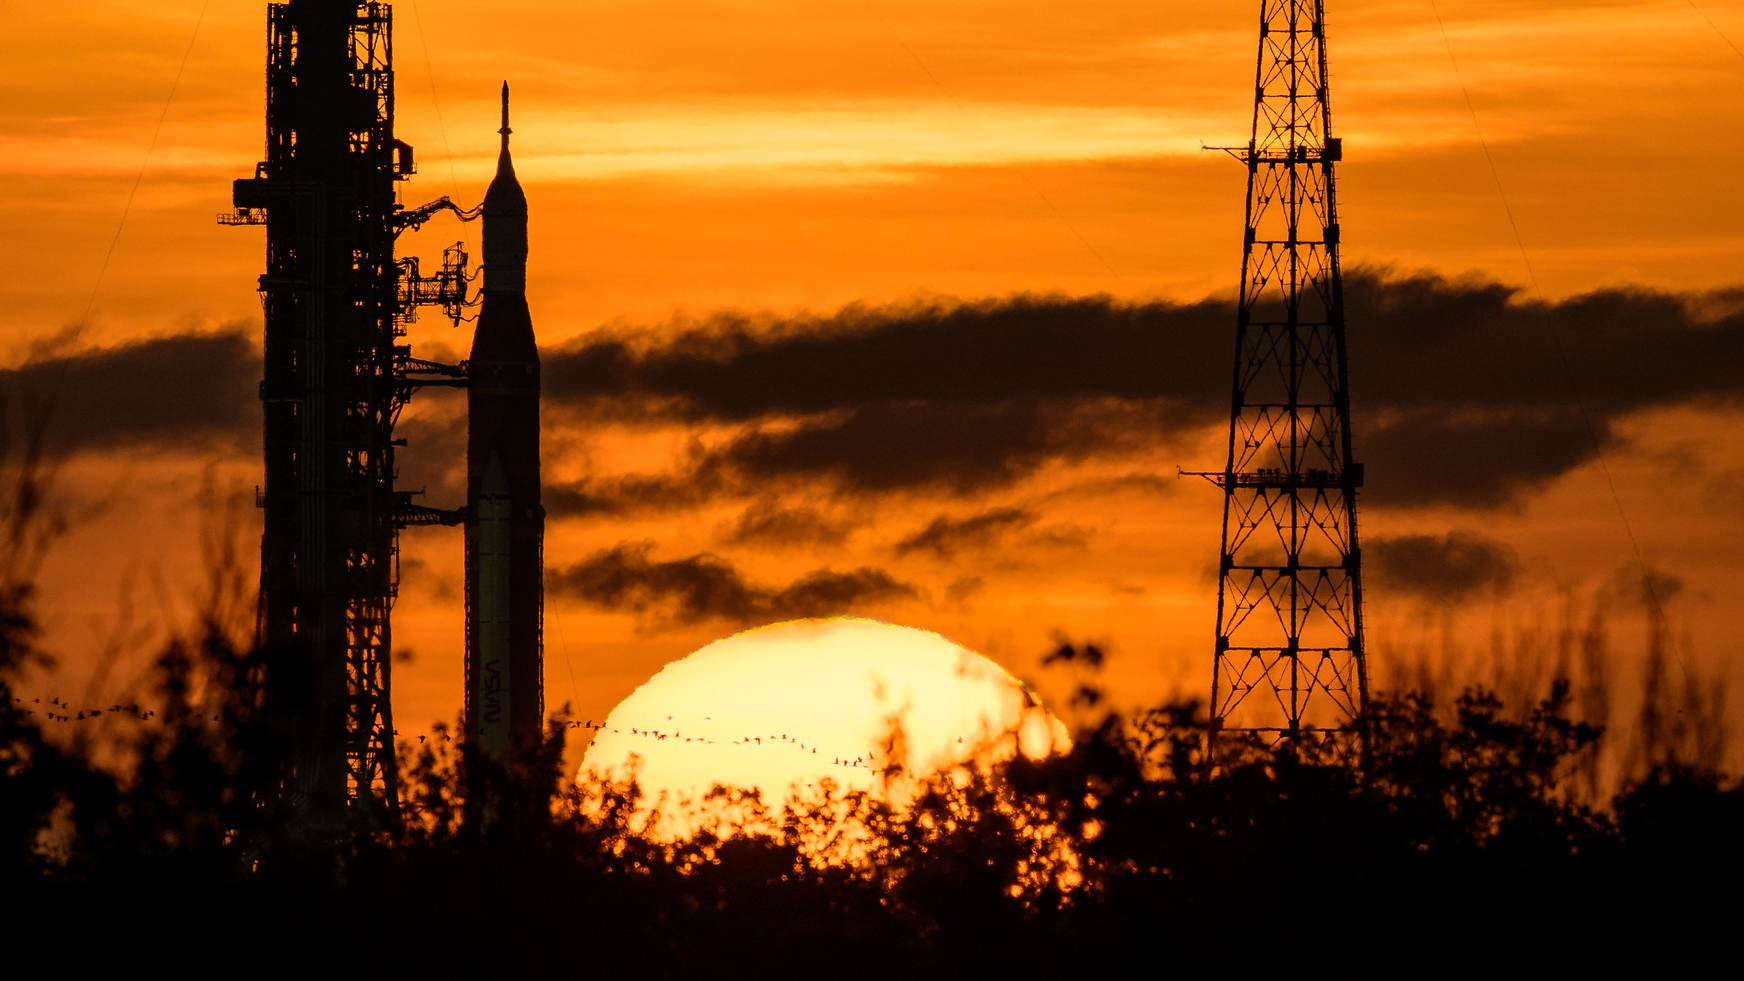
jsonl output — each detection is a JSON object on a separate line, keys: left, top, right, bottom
{"left": 484, "top": 153, "right": 527, "bottom": 215}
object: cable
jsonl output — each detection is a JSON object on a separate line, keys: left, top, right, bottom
{"left": 1684, "top": 0, "right": 1744, "bottom": 62}
{"left": 34, "top": 1, "right": 210, "bottom": 430}
{"left": 1425, "top": 1, "right": 1681, "bottom": 658}
{"left": 408, "top": 0, "right": 462, "bottom": 199}
{"left": 548, "top": 604, "right": 583, "bottom": 718}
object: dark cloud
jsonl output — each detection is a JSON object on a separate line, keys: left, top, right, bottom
{"left": 719, "top": 398, "right": 1183, "bottom": 494}
{"left": 0, "top": 330, "right": 469, "bottom": 493}
{"left": 1367, "top": 531, "right": 1520, "bottom": 602}
{"left": 722, "top": 401, "right": 1057, "bottom": 493}
{"left": 544, "top": 295, "right": 1225, "bottom": 422}
{"left": 542, "top": 270, "right": 1744, "bottom": 509}
{"left": 545, "top": 400, "right": 1187, "bottom": 511}
{"left": 393, "top": 407, "right": 468, "bottom": 507}
{"left": 722, "top": 499, "right": 852, "bottom": 548}
{"left": 547, "top": 542, "right": 916, "bottom": 626}
{"left": 896, "top": 508, "right": 1036, "bottom": 559}
{"left": 22, "top": 271, "right": 1744, "bottom": 513}
{"left": 543, "top": 461, "right": 731, "bottom": 519}
{"left": 1360, "top": 410, "right": 1598, "bottom": 508}
{"left": 945, "top": 576, "right": 985, "bottom": 602}
{"left": 399, "top": 555, "right": 459, "bottom": 602}
{"left": 542, "top": 295, "right": 1223, "bottom": 500}
{"left": 2, "top": 331, "right": 259, "bottom": 456}
{"left": 1344, "top": 275, "right": 1716, "bottom": 506}
{"left": 1352, "top": 275, "right": 1742, "bottom": 415}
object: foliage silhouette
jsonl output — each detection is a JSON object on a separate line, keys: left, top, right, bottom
{"left": 2, "top": 470, "right": 1739, "bottom": 973}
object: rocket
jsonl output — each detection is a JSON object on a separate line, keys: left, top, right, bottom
{"left": 466, "top": 83, "right": 543, "bottom": 762}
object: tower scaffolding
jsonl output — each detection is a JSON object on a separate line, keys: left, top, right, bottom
{"left": 1194, "top": 0, "right": 1367, "bottom": 736}
{"left": 224, "top": 0, "right": 470, "bottom": 827}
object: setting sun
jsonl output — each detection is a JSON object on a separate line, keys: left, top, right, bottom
{"left": 579, "top": 617, "right": 1068, "bottom": 813}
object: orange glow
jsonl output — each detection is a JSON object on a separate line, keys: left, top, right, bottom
{"left": 2, "top": 1, "right": 1742, "bottom": 774}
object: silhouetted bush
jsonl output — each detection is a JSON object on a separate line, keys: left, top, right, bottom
{"left": 2, "top": 467, "right": 1738, "bottom": 974}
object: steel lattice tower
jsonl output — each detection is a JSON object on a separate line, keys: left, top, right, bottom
{"left": 224, "top": 0, "right": 469, "bottom": 826}
{"left": 1206, "top": 0, "right": 1366, "bottom": 735}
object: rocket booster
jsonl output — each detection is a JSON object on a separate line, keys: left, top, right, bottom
{"left": 466, "top": 83, "right": 543, "bottom": 759}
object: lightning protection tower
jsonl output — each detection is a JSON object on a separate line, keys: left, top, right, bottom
{"left": 223, "top": 0, "right": 471, "bottom": 828}
{"left": 1200, "top": 0, "right": 1366, "bottom": 736}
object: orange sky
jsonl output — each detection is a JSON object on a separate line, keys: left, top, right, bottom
{"left": 3, "top": 1, "right": 1743, "bottom": 763}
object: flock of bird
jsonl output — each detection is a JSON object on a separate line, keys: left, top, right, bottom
{"left": 12, "top": 695, "right": 156, "bottom": 724}
{"left": 570, "top": 717, "right": 887, "bottom": 771}
{"left": 14, "top": 696, "right": 891, "bottom": 770}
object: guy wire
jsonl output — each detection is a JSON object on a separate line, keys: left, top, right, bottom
{"left": 1426, "top": 1, "right": 1683, "bottom": 667}
{"left": 408, "top": 0, "right": 462, "bottom": 199}
{"left": 1684, "top": 0, "right": 1744, "bottom": 63}
{"left": 36, "top": 1, "right": 211, "bottom": 432}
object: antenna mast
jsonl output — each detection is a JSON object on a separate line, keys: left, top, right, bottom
{"left": 1204, "top": 0, "right": 1367, "bottom": 736}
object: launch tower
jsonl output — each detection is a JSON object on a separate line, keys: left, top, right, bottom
{"left": 1199, "top": 0, "right": 1367, "bottom": 735}
{"left": 223, "top": 0, "right": 470, "bottom": 825}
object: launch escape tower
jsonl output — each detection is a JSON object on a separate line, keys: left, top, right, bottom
{"left": 223, "top": 0, "right": 476, "bottom": 824}
{"left": 1196, "top": 0, "right": 1367, "bottom": 735}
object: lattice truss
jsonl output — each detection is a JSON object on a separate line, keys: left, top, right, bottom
{"left": 231, "top": 1, "right": 474, "bottom": 826}
{"left": 341, "top": 1, "right": 399, "bottom": 815}
{"left": 250, "top": 1, "right": 402, "bottom": 820}
{"left": 1211, "top": 0, "right": 1367, "bottom": 733}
